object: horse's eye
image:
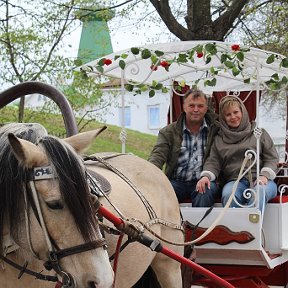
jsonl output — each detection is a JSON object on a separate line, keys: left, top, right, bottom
{"left": 46, "top": 200, "right": 64, "bottom": 210}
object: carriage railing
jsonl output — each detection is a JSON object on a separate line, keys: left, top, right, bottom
{"left": 229, "top": 150, "right": 259, "bottom": 209}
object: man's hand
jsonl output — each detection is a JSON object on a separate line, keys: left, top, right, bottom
{"left": 196, "top": 176, "right": 210, "bottom": 193}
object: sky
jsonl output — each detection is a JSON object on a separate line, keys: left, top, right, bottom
{"left": 62, "top": 1, "right": 173, "bottom": 58}
{"left": 64, "top": 22, "right": 150, "bottom": 58}
{"left": 60, "top": 6, "right": 287, "bottom": 147}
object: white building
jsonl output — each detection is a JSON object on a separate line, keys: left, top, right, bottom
{"left": 25, "top": 86, "right": 286, "bottom": 159}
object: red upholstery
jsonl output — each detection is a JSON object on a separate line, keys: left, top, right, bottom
{"left": 269, "top": 195, "right": 288, "bottom": 203}
{"left": 212, "top": 91, "right": 260, "bottom": 121}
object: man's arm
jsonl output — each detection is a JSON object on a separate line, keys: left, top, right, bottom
{"left": 148, "top": 131, "right": 170, "bottom": 170}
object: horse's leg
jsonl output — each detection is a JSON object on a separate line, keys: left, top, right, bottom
{"left": 151, "top": 252, "right": 183, "bottom": 288}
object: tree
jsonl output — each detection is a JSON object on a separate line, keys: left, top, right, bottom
{"left": 0, "top": 0, "right": 119, "bottom": 125}
{"left": 0, "top": 0, "right": 74, "bottom": 122}
{"left": 148, "top": 0, "right": 249, "bottom": 41}
{"left": 230, "top": 0, "right": 288, "bottom": 55}
{"left": 107, "top": 0, "right": 287, "bottom": 55}
{"left": 1, "top": 0, "right": 287, "bottom": 125}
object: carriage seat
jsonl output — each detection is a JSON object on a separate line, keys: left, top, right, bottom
{"left": 179, "top": 197, "right": 222, "bottom": 205}
{"left": 180, "top": 195, "right": 288, "bottom": 205}
{"left": 269, "top": 162, "right": 288, "bottom": 203}
{"left": 179, "top": 189, "right": 288, "bottom": 205}
{"left": 268, "top": 195, "right": 288, "bottom": 203}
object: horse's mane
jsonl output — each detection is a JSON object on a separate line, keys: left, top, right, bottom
{"left": 0, "top": 123, "right": 97, "bottom": 253}
{"left": 39, "top": 136, "right": 98, "bottom": 241}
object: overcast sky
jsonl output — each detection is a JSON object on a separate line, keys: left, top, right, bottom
{"left": 63, "top": 22, "right": 150, "bottom": 58}
{"left": 62, "top": 2, "right": 173, "bottom": 58}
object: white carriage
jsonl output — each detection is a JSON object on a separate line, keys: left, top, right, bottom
{"left": 81, "top": 40, "right": 288, "bottom": 287}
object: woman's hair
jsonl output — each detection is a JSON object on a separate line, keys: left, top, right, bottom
{"left": 219, "top": 96, "right": 242, "bottom": 117}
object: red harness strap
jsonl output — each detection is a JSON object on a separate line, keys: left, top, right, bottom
{"left": 112, "top": 233, "right": 124, "bottom": 287}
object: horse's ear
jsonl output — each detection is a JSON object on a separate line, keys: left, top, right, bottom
{"left": 64, "top": 126, "right": 107, "bottom": 153}
{"left": 8, "top": 133, "right": 48, "bottom": 168}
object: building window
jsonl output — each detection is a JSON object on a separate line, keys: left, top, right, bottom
{"left": 119, "top": 106, "right": 131, "bottom": 127}
{"left": 148, "top": 105, "right": 160, "bottom": 128}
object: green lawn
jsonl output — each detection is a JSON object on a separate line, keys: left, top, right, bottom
{"left": 0, "top": 106, "right": 158, "bottom": 159}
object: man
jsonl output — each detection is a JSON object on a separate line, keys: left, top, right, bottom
{"left": 148, "top": 89, "right": 219, "bottom": 207}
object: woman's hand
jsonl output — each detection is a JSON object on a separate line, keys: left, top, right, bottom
{"left": 254, "top": 175, "right": 268, "bottom": 186}
{"left": 196, "top": 176, "right": 210, "bottom": 193}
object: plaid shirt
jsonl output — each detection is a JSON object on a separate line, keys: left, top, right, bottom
{"left": 173, "top": 119, "right": 208, "bottom": 182}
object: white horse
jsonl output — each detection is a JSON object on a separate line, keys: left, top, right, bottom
{"left": 84, "top": 153, "right": 184, "bottom": 286}
{"left": 1, "top": 123, "right": 184, "bottom": 287}
{"left": 0, "top": 123, "right": 114, "bottom": 288}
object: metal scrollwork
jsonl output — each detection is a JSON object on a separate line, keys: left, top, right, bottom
{"left": 253, "top": 127, "right": 262, "bottom": 139}
{"left": 233, "top": 187, "right": 256, "bottom": 208}
{"left": 231, "top": 150, "right": 257, "bottom": 207}
{"left": 119, "top": 129, "right": 127, "bottom": 144}
{"left": 278, "top": 184, "right": 288, "bottom": 204}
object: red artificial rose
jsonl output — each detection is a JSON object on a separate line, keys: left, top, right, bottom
{"left": 150, "top": 64, "right": 158, "bottom": 71}
{"left": 231, "top": 44, "right": 240, "bottom": 51}
{"left": 196, "top": 51, "right": 204, "bottom": 58}
{"left": 160, "top": 61, "right": 170, "bottom": 67}
{"left": 103, "top": 58, "right": 112, "bottom": 65}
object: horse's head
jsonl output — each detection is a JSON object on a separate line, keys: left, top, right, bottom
{"left": 0, "top": 123, "right": 113, "bottom": 288}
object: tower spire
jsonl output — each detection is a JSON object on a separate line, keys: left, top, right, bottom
{"left": 76, "top": 8, "right": 114, "bottom": 64}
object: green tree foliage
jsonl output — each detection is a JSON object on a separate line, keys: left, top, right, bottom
{"left": 229, "top": 0, "right": 288, "bottom": 56}
{"left": 0, "top": 0, "right": 77, "bottom": 121}
{"left": 0, "top": 0, "right": 287, "bottom": 124}
{"left": 0, "top": 0, "right": 114, "bottom": 124}
{"left": 62, "top": 71, "right": 118, "bottom": 131}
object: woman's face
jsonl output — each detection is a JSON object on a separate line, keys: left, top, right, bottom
{"left": 223, "top": 103, "right": 243, "bottom": 128}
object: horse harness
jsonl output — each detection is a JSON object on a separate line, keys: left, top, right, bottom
{"left": 1, "top": 164, "right": 107, "bottom": 287}
{"left": 1, "top": 154, "right": 183, "bottom": 286}
{"left": 84, "top": 154, "right": 158, "bottom": 220}
{"left": 84, "top": 154, "right": 183, "bottom": 262}
{"left": 84, "top": 154, "right": 163, "bottom": 278}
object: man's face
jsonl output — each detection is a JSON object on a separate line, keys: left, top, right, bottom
{"left": 183, "top": 94, "right": 208, "bottom": 125}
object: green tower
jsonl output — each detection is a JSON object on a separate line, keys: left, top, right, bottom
{"left": 76, "top": 8, "right": 114, "bottom": 64}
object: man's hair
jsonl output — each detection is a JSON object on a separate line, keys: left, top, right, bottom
{"left": 183, "top": 89, "right": 208, "bottom": 103}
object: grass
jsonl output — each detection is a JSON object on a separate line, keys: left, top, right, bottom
{"left": 0, "top": 106, "right": 158, "bottom": 159}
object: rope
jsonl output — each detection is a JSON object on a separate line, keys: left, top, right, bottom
{"left": 179, "top": 153, "right": 254, "bottom": 246}
{"left": 124, "top": 152, "right": 256, "bottom": 247}
{"left": 86, "top": 153, "right": 256, "bottom": 247}
{"left": 85, "top": 155, "right": 157, "bottom": 219}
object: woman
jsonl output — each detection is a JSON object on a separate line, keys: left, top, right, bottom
{"left": 196, "top": 95, "right": 279, "bottom": 213}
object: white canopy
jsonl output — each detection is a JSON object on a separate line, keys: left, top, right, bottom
{"left": 80, "top": 40, "right": 288, "bottom": 154}
{"left": 81, "top": 40, "right": 288, "bottom": 95}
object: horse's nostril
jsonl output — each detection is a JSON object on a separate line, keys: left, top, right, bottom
{"left": 88, "top": 281, "right": 96, "bottom": 288}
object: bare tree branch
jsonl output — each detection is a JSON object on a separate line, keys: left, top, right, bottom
{"left": 149, "top": 0, "right": 192, "bottom": 40}
{"left": 213, "top": 0, "right": 250, "bottom": 40}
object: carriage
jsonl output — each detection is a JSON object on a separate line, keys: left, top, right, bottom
{"left": 79, "top": 40, "right": 288, "bottom": 288}
{"left": 0, "top": 40, "right": 287, "bottom": 288}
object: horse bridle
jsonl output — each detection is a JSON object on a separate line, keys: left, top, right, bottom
{"left": 21, "top": 165, "right": 107, "bottom": 287}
